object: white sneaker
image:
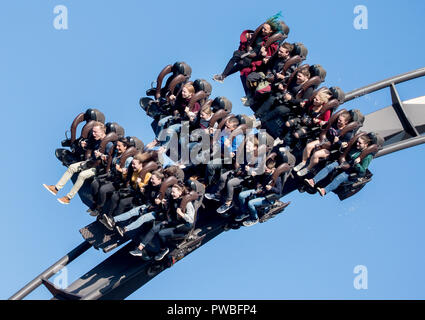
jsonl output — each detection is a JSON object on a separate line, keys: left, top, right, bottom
{"left": 293, "top": 161, "right": 306, "bottom": 172}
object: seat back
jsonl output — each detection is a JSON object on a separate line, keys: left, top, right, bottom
{"left": 339, "top": 131, "right": 368, "bottom": 164}
{"left": 188, "top": 91, "right": 208, "bottom": 111}
{"left": 166, "top": 74, "right": 190, "bottom": 102}
{"left": 98, "top": 132, "right": 119, "bottom": 154}
{"left": 158, "top": 176, "right": 178, "bottom": 200}
{"left": 105, "top": 122, "right": 125, "bottom": 138}
{"left": 208, "top": 109, "right": 230, "bottom": 128}
{"left": 319, "top": 108, "right": 348, "bottom": 142}
{"left": 193, "top": 79, "right": 212, "bottom": 97}
{"left": 153, "top": 64, "right": 173, "bottom": 99}
{"left": 211, "top": 96, "right": 232, "bottom": 113}
{"left": 119, "top": 146, "right": 139, "bottom": 168}
{"left": 270, "top": 163, "right": 291, "bottom": 188}
{"left": 126, "top": 136, "right": 144, "bottom": 151}
{"left": 138, "top": 161, "right": 159, "bottom": 182}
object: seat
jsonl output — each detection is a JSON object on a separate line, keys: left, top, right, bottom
{"left": 211, "top": 96, "right": 233, "bottom": 113}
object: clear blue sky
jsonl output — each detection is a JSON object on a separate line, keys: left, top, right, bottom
{"left": 1, "top": 0, "right": 424, "bottom": 300}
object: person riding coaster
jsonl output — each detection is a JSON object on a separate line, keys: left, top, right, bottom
{"left": 294, "top": 108, "right": 364, "bottom": 177}
{"left": 235, "top": 157, "right": 290, "bottom": 226}
{"left": 44, "top": 121, "right": 116, "bottom": 205}
{"left": 55, "top": 108, "right": 106, "bottom": 167}
{"left": 128, "top": 182, "right": 197, "bottom": 261}
{"left": 87, "top": 137, "right": 136, "bottom": 216}
{"left": 100, "top": 153, "right": 159, "bottom": 219}
{"left": 281, "top": 88, "right": 333, "bottom": 150}
{"left": 303, "top": 131, "right": 381, "bottom": 198}
{"left": 99, "top": 169, "right": 165, "bottom": 237}
{"left": 243, "top": 42, "right": 302, "bottom": 107}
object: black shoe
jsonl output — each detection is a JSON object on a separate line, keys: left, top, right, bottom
{"left": 88, "top": 209, "right": 99, "bottom": 217}
{"left": 129, "top": 248, "right": 144, "bottom": 257}
{"left": 234, "top": 213, "right": 249, "bottom": 222}
{"left": 155, "top": 248, "right": 170, "bottom": 261}
{"left": 217, "top": 203, "right": 233, "bottom": 214}
{"left": 205, "top": 193, "right": 220, "bottom": 201}
{"left": 116, "top": 226, "right": 125, "bottom": 238}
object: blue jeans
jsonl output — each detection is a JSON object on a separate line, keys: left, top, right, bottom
{"left": 238, "top": 189, "right": 256, "bottom": 212}
{"left": 313, "top": 161, "right": 349, "bottom": 194}
{"left": 113, "top": 205, "right": 144, "bottom": 223}
{"left": 154, "top": 115, "right": 173, "bottom": 137}
{"left": 158, "top": 123, "right": 182, "bottom": 148}
{"left": 113, "top": 205, "right": 156, "bottom": 232}
{"left": 247, "top": 196, "right": 267, "bottom": 219}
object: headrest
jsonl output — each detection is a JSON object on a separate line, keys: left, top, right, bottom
{"left": 119, "top": 146, "right": 139, "bottom": 168}
{"left": 292, "top": 42, "right": 308, "bottom": 59}
{"left": 188, "top": 91, "right": 208, "bottom": 110}
{"left": 209, "top": 109, "right": 229, "bottom": 128}
{"left": 105, "top": 122, "right": 125, "bottom": 138}
{"left": 270, "top": 163, "right": 291, "bottom": 187}
{"left": 126, "top": 136, "right": 144, "bottom": 151}
{"left": 329, "top": 86, "right": 345, "bottom": 103}
{"left": 309, "top": 64, "right": 327, "bottom": 82}
{"left": 265, "top": 32, "right": 285, "bottom": 48}
{"left": 237, "top": 114, "right": 254, "bottom": 128}
{"left": 180, "top": 191, "right": 200, "bottom": 213}
{"left": 167, "top": 74, "right": 188, "bottom": 96}
{"left": 349, "top": 109, "right": 365, "bottom": 127}
{"left": 279, "top": 20, "right": 290, "bottom": 37}
{"left": 139, "top": 161, "right": 159, "bottom": 180}
{"left": 172, "top": 62, "right": 192, "bottom": 77}
{"left": 99, "top": 132, "right": 118, "bottom": 153}
{"left": 84, "top": 108, "right": 105, "bottom": 123}
{"left": 159, "top": 176, "right": 179, "bottom": 200}
{"left": 193, "top": 79, "right": 212, "bottom": 96}
{"left": 367, "top": 132, "right": 385, "bottom": 150}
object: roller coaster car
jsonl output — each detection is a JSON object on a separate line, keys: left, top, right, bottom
{"left": 56, "top": 108, "right": 105, "bottom": 166}
{"left": 145, "top": 62, "right": 192, "bottom": 99}
{"left": 142, "top": 62, "right": 192, "bottom": 118}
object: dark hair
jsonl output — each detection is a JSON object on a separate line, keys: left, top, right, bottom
{"left": 117, "top": 137, "right": 130, "bottom": 148}
{"left": 172, "top": 182, "right": 187, "bottom": 196}
{"left": 359, "top": 135, "right": 372, "bottom": 146}
{"left": 281, "top": 42, "right": 294, "bottom": 52}
{"left": 266, "top": 158, "right": 276, "bottom": 169}
{"left": 298, "top": 68, "right": 311, "bottom": 79}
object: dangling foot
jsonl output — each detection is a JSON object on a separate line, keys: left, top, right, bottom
{"left": 293, "top": 161, "right": 306, "bottom": 172}
{"left": 116, "top": 225, "right": 126, "bottom": 237}
{"left": 304, "top": 178, "right": 315, "bottom": 188}
{"left": 155, "top": 247, "right": 170, "bottom": 261}
{"left": 297, "top": 167, "right": 310, "bottom": 177}
{"left": 317, "top": 187, "right": 326, "bottom": 196}
{"left": 43, "top": 184, "right": 58, "bottom": 196}
{"left": 217, "top": 202, "right": 233, "bottom": 214}
{"left": 57, "top": 196, "right": 70, "bottom": 205}
{"left": 212, "top": 74, "right": 225, "bottom": 83}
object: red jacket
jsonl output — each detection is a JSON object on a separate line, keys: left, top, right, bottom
{"left": 240, "top": 34, "right": 279, "bottom": 76}
{"left": 238, "top": 30, "right": 253, "bottom": 51}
